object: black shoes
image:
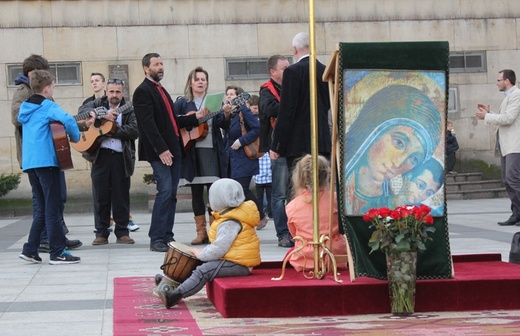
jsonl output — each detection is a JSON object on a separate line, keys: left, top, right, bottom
{"left": 497, "top": 216, "right": 520, "bottom": 226}
{"left": 66, "top": 239, "right": 83, "bottom": 249}
{"left": 278, "top": 235, "right": 295, "bottom": 248}
{"left": 158, "top": 287, "right": 183, "bottom": 309}
{"left": 19, "top": 253, "right": 42, "bottom": 264}
{"left": 38, "top": 239, "right": 83, "bottom": 253}
{"left": 38, "top": 241, "right": 50, "bottom": 253}
{"left": 154, "top": 274, "right": 164, "bottom": 286}
{"left": 150, "top": 241, "right": 169, "bottom": 252}
{"left": 49, "top": 250, "right": 81, "bottom": 265}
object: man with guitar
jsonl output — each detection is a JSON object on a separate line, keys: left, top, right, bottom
{"left": 11, "top": 54, "right": 83, "bottom": 252}
{"left": 79, "top": 78, "right": 138, "bottom": 246}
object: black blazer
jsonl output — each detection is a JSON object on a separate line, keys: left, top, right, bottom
{"left": 271, "top": 56, "right": 331, "bottom": 158}
{"left": 133, "top": 78, "right": 199, "bottom": 162}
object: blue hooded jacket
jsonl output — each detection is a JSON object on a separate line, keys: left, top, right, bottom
{"left": 18, "top": 95, "right": 80, "bottom": 171}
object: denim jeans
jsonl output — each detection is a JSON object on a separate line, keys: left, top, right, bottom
{"left": 40, "top": 170, "right": 67, "bottom": 243}
{"left": 178, "top": 260, "right": 251, "bottom": 298}
{"left": 234, "top": 176, "right": 264, "bottom": 220}
{"left": 23, "top": 167, "right": 66, "bottom": 259}
{"left": 150, "top": 159, "right": 181, "bottom": 243}
{"left": 271, "top": 157, "right": 290, "bottom": 239}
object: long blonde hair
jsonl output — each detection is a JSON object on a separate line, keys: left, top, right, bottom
{"left": 184, "top": 66, "right": 208, "bottom": 102}
{"left": 291, "top": 154, "right": 330, "bottom": 200}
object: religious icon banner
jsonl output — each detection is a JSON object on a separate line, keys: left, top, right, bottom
{"left": 336, "top": 42, "right": 453, "bottom": 279}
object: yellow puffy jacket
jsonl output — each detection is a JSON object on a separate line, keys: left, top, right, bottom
{"left": 209, "top": 200, "right": 261, "bottom": 267}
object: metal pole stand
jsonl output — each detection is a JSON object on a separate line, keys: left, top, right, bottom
{"left": 271, "top": 235, "right": 343, "bottom": 283}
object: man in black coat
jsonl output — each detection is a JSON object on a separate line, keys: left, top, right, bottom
{"left": 270, "top": 32, "right": 331, "bottom": 176}
{"left": 259, "top": 54, "right": 294, "bottom": 247}
{"left": 133, "top": 53, "right": 208, "bottom": 252}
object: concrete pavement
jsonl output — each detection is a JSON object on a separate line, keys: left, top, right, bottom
{"left": 0, "top": 197, "right": 518, "bottom": 335}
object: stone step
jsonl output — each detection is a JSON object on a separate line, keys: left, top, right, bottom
{"left": 445, "top": 172, "right": 483, "bottom": 183}
{"left": 445, "top": 172, "right": 506, "bottom": 200}
{"left": 446, "top": 188, "right": 509, "bottom": 200}
{"left": 445, "top": 180, "right": 503, "bottom": 192}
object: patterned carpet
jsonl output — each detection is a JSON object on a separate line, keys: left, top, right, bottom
{"left": 114, "top": 276, "right": 520, "bottom": 335}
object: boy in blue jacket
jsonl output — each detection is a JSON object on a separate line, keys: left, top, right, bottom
{"left": 18, "top": 69, "right": 93, "bottom": 265}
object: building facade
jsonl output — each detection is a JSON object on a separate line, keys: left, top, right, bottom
{"left": 1, "top": 0, "right": 519, "bottom": 197}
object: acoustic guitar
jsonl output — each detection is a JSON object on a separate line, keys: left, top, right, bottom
{"left": 50, "top": 107, "right": 110, "bottom": 169}
{"left": 71, "top": 101, "right": 133, "bottom": 154}
{"left": 181, "top": 93, "right": 250, "bottom": 152}
{"left": 50, "top": 121, "right": 74, "bottom": 170}
{"left": 51, "top": 102, "right": 132, "bottom": 169}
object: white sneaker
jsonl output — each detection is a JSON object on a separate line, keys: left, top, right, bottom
{"left": 128, "top": 220, "right": 140, "bottom": 231}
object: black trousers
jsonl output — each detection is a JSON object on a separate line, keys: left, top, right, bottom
{"left": 92, "top": 148, "right": 130, "bottom": 238}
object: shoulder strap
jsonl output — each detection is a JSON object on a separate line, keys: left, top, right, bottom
{"left": 261, "top": 81, "right": 281, "bottom": 102}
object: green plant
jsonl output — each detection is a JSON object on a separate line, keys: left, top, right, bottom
{"left": 143, "top": 173, "right": 156, "bottom": 185}
{"left": 363, "top": 204, "right": 436, "bottom": 254}
{"left": 0, "top": 173, "right": 21, "bottom": 197}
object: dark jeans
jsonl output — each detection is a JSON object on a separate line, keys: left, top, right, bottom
{"left": 149, "top": 159, "right": 181, "bottom": 243}
{"left": 40, "top": 170, "right": 67, "bottom": 243}
{"left": 271, "top": 157, "right": 290, "bottom": 239}
{"left": 92, "top": 149, "right": 130, "bottom": 239}
{"left": 235, "top": 176, "right": 264, "bottom": 220}
{"left": 23, "top": 167, "right": 66, "bottom": 259}
{"left": 446, "top": 152, "right": 456, "bottom": 172}
{"left": 255, "top": 183, "right": 272, "bottom": 218}
{"left": 501, "top": 153, "right": 520, "bottom": 219}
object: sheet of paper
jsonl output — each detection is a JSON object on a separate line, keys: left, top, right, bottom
{"left": 204, "top": 92, "right": 225, "bottom": 113}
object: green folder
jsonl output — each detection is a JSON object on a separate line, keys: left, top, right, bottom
{"left": 204, "top": 92, "right": 225, "bottom": 113}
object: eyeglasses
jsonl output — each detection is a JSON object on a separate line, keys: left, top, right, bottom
{"left": 107, "top": 78, "right": 124, "bottom": 85}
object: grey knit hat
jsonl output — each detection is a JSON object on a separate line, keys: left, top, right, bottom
{"left": 209, "top": 178, "right": 245, "bottom": 212}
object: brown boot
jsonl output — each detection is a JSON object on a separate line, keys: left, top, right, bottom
{"left": 191, "top": 215, "right": 209, "bottom": 245}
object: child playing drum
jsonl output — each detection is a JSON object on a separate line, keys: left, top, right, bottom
{"left": 158, "top": 178, "right": 262, "bottom": 308}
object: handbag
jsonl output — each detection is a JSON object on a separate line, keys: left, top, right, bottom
{"left": 239, "top": 111, "right": 264, "bottom": 160}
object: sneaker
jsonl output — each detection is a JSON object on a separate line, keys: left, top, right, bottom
{"left": 128, "top": 220, "right": 140, "bottom": 232}
{"left": 92, "top": 237, "right": 109, "bottom": 245}
{"left": 278, "top": 235, "right": 295, "bottom": 248}
{"left": 19, "top": 253, "right": 42, "bottom": 264}
{"left": 49, "top": 250, "right": 80, "bottom": 265}
{"left": 116, "top": 236, "right": 135, "bottom": 244}
{"left": 256, "top": 217, "right": 268, "bottom": 230}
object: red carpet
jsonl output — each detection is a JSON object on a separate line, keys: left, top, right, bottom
{"left": 206, "top": 254, "right": 520, "bottom": 318}
{"left": 113, "top": 276, "right": 202, "bottom": 335}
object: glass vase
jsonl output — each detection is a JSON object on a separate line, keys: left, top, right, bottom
{"left": 385, "top": 250, "right": 417, "bottom": 316}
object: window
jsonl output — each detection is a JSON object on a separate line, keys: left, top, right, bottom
{"left": 226, "top": 58, "right": 269, "bottom": 80}
{"left": 7, "top": 62, "right": 81, "bottom": 86}
{"left": 449, "top": 51, "right": 486, "bottom": 73}
{"left": 448, "top": 87, "right": 458, "bottom": 113}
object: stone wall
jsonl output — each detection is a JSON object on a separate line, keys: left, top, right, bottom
{"left": 1, "top": 0, "right": 519, "bottom": 197}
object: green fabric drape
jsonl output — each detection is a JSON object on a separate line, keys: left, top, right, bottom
{"left": 337, "top": 42, "right": 453, "bottom": 279}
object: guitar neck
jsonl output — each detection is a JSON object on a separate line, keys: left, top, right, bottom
{"left": 200, "top": 109, "right": 223, "bottom": 123}
{"left": 75, "top": 101, "right": 133, "bottom": 121}
{"left": 198, "top": 93, "right": 249, "bottom": 123}
{"left": 75, "top": 110, "right": 93, "bottom": 121}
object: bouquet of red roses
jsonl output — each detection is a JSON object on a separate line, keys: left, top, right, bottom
{"left": 363, "top": 204, "right": 436, "bottom": 254}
